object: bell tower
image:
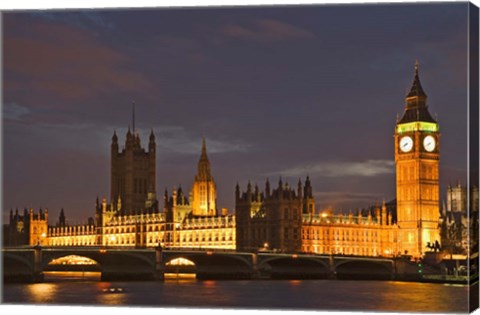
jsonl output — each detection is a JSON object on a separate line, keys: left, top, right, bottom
{"left": 395, "top": 61, "right": 440, "bottom": 257}
{"left": 191, "top": 138, "right": 217, "bottom": 216}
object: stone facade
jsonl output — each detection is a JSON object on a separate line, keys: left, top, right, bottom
{"left": 110, "top": 128, "right": 157, "bottom": 215}
{"left": 394, "top": 62, "right": 441, "bottom": 257}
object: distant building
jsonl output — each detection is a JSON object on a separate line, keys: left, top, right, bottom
{"left": 5, "top": 208, "right": 48, "bottom": 246}
{"left": 441, "top": 182, "right": 479, "bottom": 255}
{"left": 46, "top": 138, "right": 236, "bottom": 250}
{"left": 110, "top": 128, "right": 157, "bottom": 215}
{"left": 235, "top": 179, "right": 304, "bottom": 252}
{"left": 191, "top": 138, "right": 217, "bottom": 216}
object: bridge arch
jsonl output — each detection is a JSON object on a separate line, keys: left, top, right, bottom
{"left": 258, "top": 256, "right": 330, "bottom": 279}
{"left": 162, "top": 252, "right": 253, "bottom": 280}
{"left": 3, "top": 252, "right": 33, "bottom": 272}
{"left": 163, "top": 252, "right": 252, "bottom": 269}
{"left": 334, "top": 259, "right": 394, "bottom": 280}
{"left": 41, "top": 250, "right": 155, "bottom": 270}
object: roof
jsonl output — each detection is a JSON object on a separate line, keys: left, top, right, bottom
{"left": 398, "top": 62, "right": 436, "bottom": 124}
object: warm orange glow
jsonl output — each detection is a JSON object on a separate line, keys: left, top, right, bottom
{"left": 166, "top": 257, "right": 195, "bottom": 266}
{"left": 48, "top": 255, "right": 97, "bottom": 265}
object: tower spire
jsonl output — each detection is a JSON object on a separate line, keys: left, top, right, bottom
{"left": 407, "top": 60, "right": 426, "bottom": 99}
{"left": 132, "top": 100, "right": 136, "bottom": 133}
{"left": 196, "top": 137, "right": 212, "bottom": 181}
{"left": 398, "top": 60, "right": 435, "bottom": 124}
{"left": 201, "top": 136, "right": 207, "bottom": 158}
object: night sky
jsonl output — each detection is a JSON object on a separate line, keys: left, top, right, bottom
{"left": 3, "top": 2, "right": 470, "bottom": 224}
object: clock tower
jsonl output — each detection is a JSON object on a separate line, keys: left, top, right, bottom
{"left": 395, "top": 62, "right": 440, "bottom": 257}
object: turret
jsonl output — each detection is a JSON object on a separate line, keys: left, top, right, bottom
{"left": 297, "top": 178, "right": 303, "bottom": 200}
{"left": 265, "top": 178, "right": 271, "bottom": 198}
{"left": 59, "top": 208, "right": 66, "bottom": 227}
{"left": 235, "top": 182, "right": 240, "bottom": 201}
{"left": 304, "top": 176, "right": 313, "bottom": 199}
{"left": 381, "top": 199, "right": 387, "bottom": 225}
{"left": 117, "top": 195, "right": 122, "bottom": 212}
{"left": 247, "top": 181, "right": 252, "bottom": 200}
{"left": 149, "top": 129, "right": 155, "bottom": 153}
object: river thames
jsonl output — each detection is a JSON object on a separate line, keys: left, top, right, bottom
{"left": 1, "top": 272, "right": 474, "bottom": 313}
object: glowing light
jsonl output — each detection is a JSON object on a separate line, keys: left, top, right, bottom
{"left": 396, "top": 122, "right": 438, "bottom": 134}
{"left": 166, "top": 258, "right": 195, "bottom": 266}
{"left": 48, "top": 255, "right": 98, "bottom": 265}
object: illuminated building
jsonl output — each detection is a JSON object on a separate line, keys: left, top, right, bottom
{"left": 236, "top": 62, "right": 441, "bottom": 258}
{"left": 191, "top": 138, "right": 217, "bottom": 216}
{"left": 236, "top": 179, "right": 305, "bottom": 252}
{"left": 45, "top": 138, "right": 236, "bottom": 250}
{"left": 301, "top": 202, "right": 398, "bottom": 257}
{"left": 110, "top": 117, "right": 158, "bottom": 215}
{"left": 440, "top": 183, "right": 479, "bottom": 255}
{"left": 4, "top": 63, "right": 443, "bottom": 259}
{"left": 394, "top": 61, "right": 441, "bottom": 257}
{"left": 7, "top": 208, "right": 49, "bottom": 246}
{"left": 236, "top": 178, "right": 398, "bottom": 256}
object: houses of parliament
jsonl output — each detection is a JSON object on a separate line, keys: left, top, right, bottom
{"left": 6, "top": 64, "right": 449, "bottom": 258}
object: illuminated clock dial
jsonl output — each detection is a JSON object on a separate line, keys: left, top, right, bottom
{"left": 423, "top": 135, "right": 436, "bottom": 152}
{"left": 399, "top": 136, "right": 413, "bottom": 152}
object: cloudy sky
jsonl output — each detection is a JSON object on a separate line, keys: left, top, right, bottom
{"left": 2, "top": 2, "right": 470, "bottom": 224}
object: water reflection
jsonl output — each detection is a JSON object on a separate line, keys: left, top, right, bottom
{"left": 26, "top": 283, "right": 58, "bottom": 303}
{"left": 95, "top": 282, "right": 127, "bottom": 305}
{"left": 3, "top": 279, "right": 471, "bottom": 312}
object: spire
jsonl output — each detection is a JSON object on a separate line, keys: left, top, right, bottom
{"left": 398, "top": 61, "right": 435, "bottom": 124}
{"left": 132, "top": 100, "right": 136, "bottom": 133}
{"left": 196, "top": 137, "right": 212, "bottom": 181}
{"left": 265, "top": 178, "right": 271, "bottom": 197}
{"left": 235, "top": 182, "right": 240, "bottom": 200}
{"left": 201, "top": 137, "right": 207, "bottom": 157}
{"left": 406, "top": 60, "right": 427, "bottom": 99}
{"left": 112, "top": 129, "right": 118, "bottom": 143}
{"left": 149, "top": 128, "right": 155, "bottom": 142}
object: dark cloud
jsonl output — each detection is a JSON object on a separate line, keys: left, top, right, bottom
{"left": 4, "top": 15, "right": 152, "bottom": 105}
{"left": 222, "top": 18, "right": 316, "bottom": 41}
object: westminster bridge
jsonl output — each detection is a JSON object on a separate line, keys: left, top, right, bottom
{"left": 2, "top": 246, "right": 425, "bottom": 282}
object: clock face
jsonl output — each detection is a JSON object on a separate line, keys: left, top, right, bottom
{"left": 423, "top": 135, "right": 436, "bottom": 152}
{"left": 399, "top": 136, "right": 413, "bottom": 152}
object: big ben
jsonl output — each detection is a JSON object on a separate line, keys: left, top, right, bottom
{"left": 395, "top": 62, "right": 440, "bottom": 258}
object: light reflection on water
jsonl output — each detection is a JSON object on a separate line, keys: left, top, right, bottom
{"left": 2, "top": 278, "right": 472, "bottom": 313}
{"left": 25, "top": 283, "right": 58, "bottom": 304}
